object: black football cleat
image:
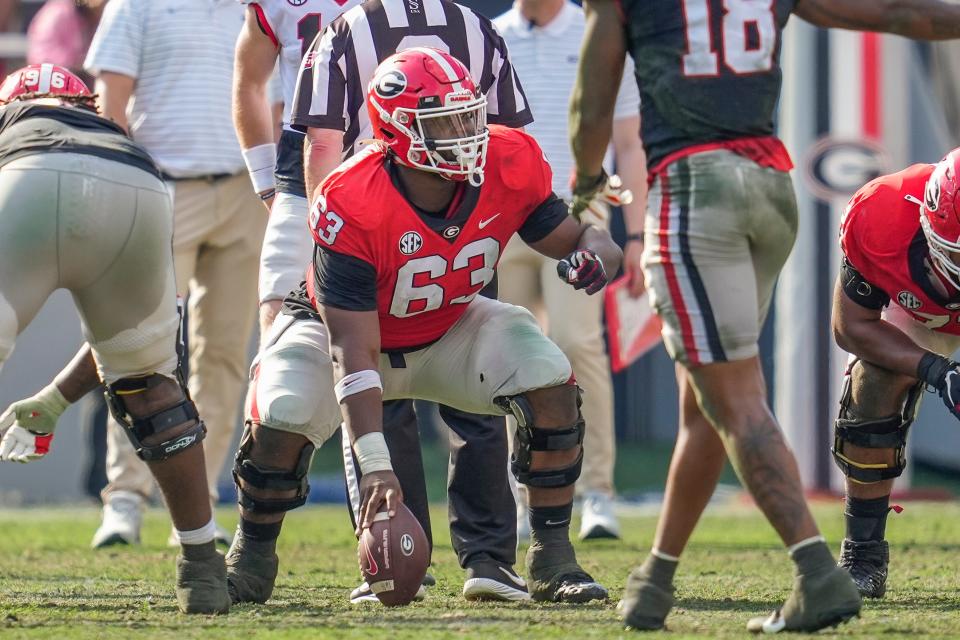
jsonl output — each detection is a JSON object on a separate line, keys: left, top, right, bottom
{"left": 838, "top": 538, "right": 889, "bottom": 598}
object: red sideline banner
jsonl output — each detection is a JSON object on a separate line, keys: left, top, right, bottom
{"left": 603, "top": 276, "right": 662, "bottom": 373}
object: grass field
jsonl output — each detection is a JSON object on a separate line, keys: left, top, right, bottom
{"left": 2, "top": 502, "right": 959, "bottom": 639}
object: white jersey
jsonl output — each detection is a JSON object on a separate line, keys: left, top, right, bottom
{"left": 240, "top": 0, "right": 362, "bottom": 130}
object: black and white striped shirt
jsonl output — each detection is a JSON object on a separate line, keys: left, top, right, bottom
{"left": 290, "top": 0, "right": 532, "bottom": 156}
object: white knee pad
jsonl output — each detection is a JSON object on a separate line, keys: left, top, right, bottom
{"left": 249, "top": 317, "right": 342, "bottom": 446}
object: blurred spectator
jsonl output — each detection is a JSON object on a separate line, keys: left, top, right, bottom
{"left": 494, "top": 0, "right": 646, "bottom": 541}
{"left": 27, "top": 0, "right": 106, "bottom": 80}
{"left": 84, "top": 0, "right": 265, "bottom": 548}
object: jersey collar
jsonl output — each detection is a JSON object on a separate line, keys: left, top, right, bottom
{"left": 385, "top": 156, "right": 482, "bottom": 244}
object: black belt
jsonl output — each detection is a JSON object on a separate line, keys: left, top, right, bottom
{"left": 160, "top": 171, "right": 237, "bottom": 183}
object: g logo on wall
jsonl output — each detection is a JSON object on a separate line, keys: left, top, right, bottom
{"left": 803, "top": 138, "right": 890, "bottom": 202}
{"left": 374, "top": 70, "right": 407, "bottom": 99}
{"left": 288, "top": 0, "right": 308, "bottom": 6}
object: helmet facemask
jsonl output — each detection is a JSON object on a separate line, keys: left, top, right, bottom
{"left": 920, "top": 214, "right": 960, "bottom": 291}
{"left": 920, "top": 157, "right": 960, "bottom": 292}
{"left": 374, "top": 90, "right": 489, "bottom": 187}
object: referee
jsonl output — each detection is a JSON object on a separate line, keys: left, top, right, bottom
{"left": 293, "top": 0, "right": 533, "bottom": 602}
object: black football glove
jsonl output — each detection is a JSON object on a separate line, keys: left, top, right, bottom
{"left": 557, "top": 249, "right": 607, "bottom": 295}
{"left": 918, "top": 352, "right": 960, "bottom": 420}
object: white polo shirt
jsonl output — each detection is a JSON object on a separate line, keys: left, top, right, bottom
{"left": 84, "top": 0, "right": 246, "bottom": 177}
{"left": 494, "top": 1, "right": 640, "bottom": 200}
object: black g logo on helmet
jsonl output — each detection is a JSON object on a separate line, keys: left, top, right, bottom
{"left": 374, "top": 70, "right": 407, "bottom": 99}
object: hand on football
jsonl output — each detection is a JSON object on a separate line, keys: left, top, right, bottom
{"left": 0, "top": 385, "right": 68, "bottom": 463}
{"left": 569, "top": 171, "right": 634, "bottom": 222}
{"left": 557, "top": 249, "right": 608, "bottom": 295}
{"left": 356, "top": 469, "right": 403, "bottom": 535}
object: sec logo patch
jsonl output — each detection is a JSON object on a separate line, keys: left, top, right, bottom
{"left": 399, "top": 231, "right": 423, "bottom": 255}
{"left": 898, "top": 291, "right": 922, "bottom": 310}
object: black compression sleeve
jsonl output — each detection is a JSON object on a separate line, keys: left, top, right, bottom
{"left": 518, "top": 193, "right": 569, "bottom": 243}
{"left": 312, "top": 246, "right": 378, "bottom": 311}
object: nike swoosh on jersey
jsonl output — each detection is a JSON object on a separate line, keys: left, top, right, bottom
{"left": 498, "top": 567, "right": 527, "bottom": 587}
{"left": 478, "top": 213, "right": 501, "bottom": 229}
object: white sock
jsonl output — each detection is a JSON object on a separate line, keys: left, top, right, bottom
{"left": 176, "top": 518, "right": 217, "bottom": 545}
{"left": 651, "top": 547, "right": 680, "bottom": 563}
{"left": 787, "top": 535, "right": 826, "bottom": 556}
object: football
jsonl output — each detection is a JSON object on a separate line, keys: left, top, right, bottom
{"left": 357, "top": 502, "right": 430, "bottom": 606}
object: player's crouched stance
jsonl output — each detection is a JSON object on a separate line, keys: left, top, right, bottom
{"left": 0, "top": 65, "right": 229, "bottom": 614}
{"left": 226, "top": 48, "right": 620, "bottom": 605}
{"left": 833, "top": 149, "right": 960, "bottom": 599}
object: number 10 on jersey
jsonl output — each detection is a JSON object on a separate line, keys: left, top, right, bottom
{"left": 681, "top": 0, "right": 776, "bottom": 76}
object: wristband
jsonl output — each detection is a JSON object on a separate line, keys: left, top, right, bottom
{"left": 258, "top": 188, "right": 276, "bottom": 201}
{"left": 241, "top": 143, "right": 277, "bottom": 194}
{"left": 353, "top": 432, "right": 392, "bottom": 474}
{"left": 917, "top": 352, "right": 955, "bottom": 388}
{"left": 625, "top": 233, "right": 643, "bottom": 244}
{"left": 334, "top": 370, "right": 383, "bottom": 403}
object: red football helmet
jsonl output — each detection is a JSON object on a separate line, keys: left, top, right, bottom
{"left": 920, "top": 148, "right": 960, "bottom": 290}
{"left": 367, "top": 48, "right": 488, "bottom": 186}
{"left": 0, "top": 63, "right": 91, "bottom": 104}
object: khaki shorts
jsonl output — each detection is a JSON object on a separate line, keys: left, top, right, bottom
{"left": 642, "top": 150, "right": 799, "bottom": 367}
{"left": 0, "top": 153, "right": 179, "bottom": 382}
{"left": 248, "top": 296, "right": 572, "bottom": 446}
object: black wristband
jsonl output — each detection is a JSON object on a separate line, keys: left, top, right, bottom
{"left": 625, "top": 233, "right": 643, "bottom": 244}
{"left": 917, "top": 352, "right": 954, "bottom": 388}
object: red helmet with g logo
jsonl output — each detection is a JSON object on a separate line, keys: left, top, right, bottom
{"left": 0, "top": 63, "right": 91, "bottom": 104}
{"left": 920, "top": 148, "right": 960, "bottom": 290}
{"left": 367, "top": 48, "right": 488, "bottom": 186}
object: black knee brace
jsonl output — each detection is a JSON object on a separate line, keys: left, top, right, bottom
{"left": 233, "top": 425, "right": 315, "bottom": 514}
{"left": 500, "top": 392, "right": 585, "bottom": 488}
{"left": 832, "top": 365, "right": 922, "bottom": 484}
{"left": 105, "top": 373, "right": 206, "bottom": 462}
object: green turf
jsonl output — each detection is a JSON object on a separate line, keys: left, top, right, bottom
{"left": 1, "top": 502, "right": 959, "bottom": 639}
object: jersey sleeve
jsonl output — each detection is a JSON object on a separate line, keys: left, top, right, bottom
{"left": 290, "top": 18, "right": 350, "bottom": 133}
{"left": 478, "top": 16, "right": 533, "bottom": 128}
{"left": 838, "top": 185, "right": 893, "bottom": 306}
{"left": 84, "top": 0, "right": 144, "bottom": 78}
{"left": 248, "top": 2, "right": 280, "bottom": 48}
{"left": 309, "top": 189, "right": 379, "bottom": 311}
{"left": 507, "top": 131, "right": 568, "bottom": 242}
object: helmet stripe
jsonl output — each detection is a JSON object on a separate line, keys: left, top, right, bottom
{"left": 415, "top": 47, "right": 464, "bottom": 93}
{"left": 37, "top": 63, "right": 53, "bottom": 93}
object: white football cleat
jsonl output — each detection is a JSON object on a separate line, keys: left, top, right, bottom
{"left": 91, "top": 491, "right": 143, "bottom": 548}
{"left": 579, "top": 492, "right": 621, "bottom": 540}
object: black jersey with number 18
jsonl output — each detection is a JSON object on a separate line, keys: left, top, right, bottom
{"left": 619, "top": 0, "right": 796, "bottom": 171}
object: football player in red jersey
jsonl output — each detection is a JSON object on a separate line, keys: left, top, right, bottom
{"left": 228, "top": 47, "right": 621, "bottom": 604}
{"left": 833, "top": 149, "right": 960, "bottom": 599}
{"left": 570, "top": 0, "right": 960, "bottom": 632}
